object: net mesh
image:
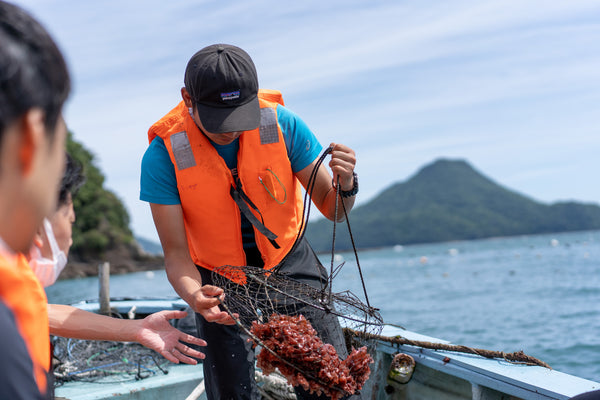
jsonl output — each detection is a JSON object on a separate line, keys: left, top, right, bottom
{"left": 52, "top": 336, "right": 171, "bottom": 384}
{"left": 212, "top": 265, "right": 383, "bottom": 399}
{"left": 212, "top": 265, "right": 382, "bottom": 336}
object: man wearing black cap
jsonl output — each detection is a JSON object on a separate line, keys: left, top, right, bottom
{"left": 141, "top": 43, "right": 359, "bottom": 399}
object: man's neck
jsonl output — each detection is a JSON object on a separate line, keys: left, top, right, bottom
{"left": 0, "top": 194, "right": 32, "bottom": 255}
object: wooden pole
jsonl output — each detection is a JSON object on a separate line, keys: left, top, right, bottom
{"left": 185, "top": 380, "right": 205, "bottom": 400}
{"left": 99, "top": 262, "right": 110, "bottom": 315}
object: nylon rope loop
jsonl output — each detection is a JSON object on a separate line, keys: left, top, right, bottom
{"left": 259, "top": 168, "right": 287, "bottom": 205}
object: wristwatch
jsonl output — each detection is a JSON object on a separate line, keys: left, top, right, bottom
{"left": 338, "top": 172, "right": 358, "bottom": 198}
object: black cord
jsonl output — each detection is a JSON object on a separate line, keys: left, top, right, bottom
{"left": 272, "top": 145, "right": 373, "bottom": 309}
{"left": 337, "top": 182, "right": 372, "bottom": 309}
{"left": 271, "top": 146, "right": 333, "bottom": 273}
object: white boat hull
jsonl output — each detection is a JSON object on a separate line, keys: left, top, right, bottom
{"left": 54, "top": 298, "right": 599, "bottom": 400}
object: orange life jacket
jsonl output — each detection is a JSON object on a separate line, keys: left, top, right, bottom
{"left": 0, "top": 252, "right": 50, "bottom": 394}
{"left": 148, "top": 90, "right": 304, "bottom": 273}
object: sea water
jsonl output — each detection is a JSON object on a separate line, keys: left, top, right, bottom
{"left": 46, "top": 229, "right": 600, "bottom": 382}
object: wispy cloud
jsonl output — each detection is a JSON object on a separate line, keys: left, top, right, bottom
{"left": 16, "top": 0, "right": 600, "bottom": 241}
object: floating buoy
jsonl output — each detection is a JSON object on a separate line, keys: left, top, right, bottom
{"left": 387, "top": 353, "right": 416, "bottom": 384}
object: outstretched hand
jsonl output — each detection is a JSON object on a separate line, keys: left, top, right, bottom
{"left": 135, "top": 310, "right": 207, "bottom": 364}
{"left": 191, "top": 284, "right": 237, "bottom": 325}
{"left": 328, "top": 143, "right": 356, "bottom": 191}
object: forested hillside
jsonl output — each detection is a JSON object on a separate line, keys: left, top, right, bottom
{"left": 61, "top": 134, "right": 162, "bottom": 278}
{"left": 305, "top": 159, "right": 600, "bottom": 253}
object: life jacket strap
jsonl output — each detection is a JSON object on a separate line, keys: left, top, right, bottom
{"left": 229, "top": 184, "right": 280, "bottom": 249}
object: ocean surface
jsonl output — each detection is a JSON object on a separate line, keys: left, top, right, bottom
{"left": 46, "top": 229, "right": 600, "bottom": 383}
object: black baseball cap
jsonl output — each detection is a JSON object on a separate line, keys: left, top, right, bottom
{"left": 184, "top": 44, "right": 260, "bottom": 134}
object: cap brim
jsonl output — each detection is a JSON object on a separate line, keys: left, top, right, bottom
{"left": 196, "top": 96, "right": 260, "bottom": 134}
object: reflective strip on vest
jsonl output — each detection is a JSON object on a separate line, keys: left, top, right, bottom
{"left": 147, "top": 90, "right": 304, "bottom": 274}
{"left": 170, "top": 131, "right": 196, "bottom": 170}
{"left": 259, "top": 108, "right": 279, "bottom": 145}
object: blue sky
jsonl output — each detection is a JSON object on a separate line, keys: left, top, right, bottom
{"left": 17, "top": 0, "right": 600, "bottom": 243}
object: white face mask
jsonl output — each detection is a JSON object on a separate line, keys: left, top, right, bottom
{"left": 29, "top": 218, "right": 68, "bottom": 287}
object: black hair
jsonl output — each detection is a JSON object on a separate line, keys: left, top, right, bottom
{"left": 0, "top": 1, "right": 71, "bottom": 142}
{"left": 58, "top": 153, "right": 85, "bottom": 207}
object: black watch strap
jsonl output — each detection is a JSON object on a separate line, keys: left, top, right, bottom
{"left": 338, "top": 172, "right": 358, "bottom": 198}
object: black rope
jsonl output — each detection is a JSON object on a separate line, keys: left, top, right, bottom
{"left": 271, "top": 145, "right": 333, "bottom": 273}
{"left": 273, "top": 145, "right": 373, "bottom": 311}
{"left": 335, "top": 181, "right": 372, "bottom": 309}
{"left": 329, "top": 176, "right": 341, "bottom": 301}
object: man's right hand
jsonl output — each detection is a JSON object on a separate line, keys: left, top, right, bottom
{"left": 149, "top": 203, "right": 238, "bottom": 326}
{"left": 191, "top": 285, "right": 237, "bottom": 325}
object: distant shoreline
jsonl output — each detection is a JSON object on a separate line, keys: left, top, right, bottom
{"left": 58, "top": 228, "right": 600, "bottom": 280}
{"left": 58, "top": 253, "right": 165, "bottom": 280}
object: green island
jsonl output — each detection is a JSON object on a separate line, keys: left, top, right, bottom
{"left": 306, "top": 158, "right": 600, "bottom": 253}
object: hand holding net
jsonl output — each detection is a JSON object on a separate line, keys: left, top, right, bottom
{"left": 212, "top": 264, "right": 383, "bottom": 398}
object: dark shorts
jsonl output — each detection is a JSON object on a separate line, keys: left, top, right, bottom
{"left": 195, "top": 238, "right": 358, "bottom": 400}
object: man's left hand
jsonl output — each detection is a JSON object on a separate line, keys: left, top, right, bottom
{"left": 328, "top": 142, "right": 356, "bottom": 191}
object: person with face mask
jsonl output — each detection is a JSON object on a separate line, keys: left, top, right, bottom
{"left": 31, "top": 153, "right": 208, "bottom": 366}
{"left": 29, "top": 218, "right": 68, "bottom": 287}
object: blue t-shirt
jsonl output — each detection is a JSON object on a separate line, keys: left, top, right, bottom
{"left": 140, "top": 104, "right": 322, "bottom": 205}
{"left": 140, "top": 104, "right": 322, "bottom": 249}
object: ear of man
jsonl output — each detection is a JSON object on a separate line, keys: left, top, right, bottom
{"left": 19, "top": 108, "right": 46, "bottom": 176}
{"left": 181, "top": 87, "right": 194, "bottom": 108}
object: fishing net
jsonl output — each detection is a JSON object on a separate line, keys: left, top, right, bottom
{"left": 213, "top": 264, "right": 382, "bottom": 399}
{"left": 212, "top": 146, "right": 383, "bottom": 399}
{"left": 212, "top": 264, "right": 382, "bottom": 336}
{"left": 52, "top": 336, "right": 171, "bottom": 384}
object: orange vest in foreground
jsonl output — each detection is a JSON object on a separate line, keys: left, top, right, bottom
{"left": 148, "top": 90, "right": 304, "bottom": 272}
{"left": 0, "top": 252, "right": 50, "bottom": 394}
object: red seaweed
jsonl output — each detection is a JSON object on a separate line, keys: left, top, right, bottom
{"left": 250, "top": 314, "right": 373, "bottom": 400}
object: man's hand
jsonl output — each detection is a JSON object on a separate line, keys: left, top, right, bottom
{"left": 135, "top": 310, "right": 207, "bottom": 365}
{"left": 191, "top": 284, "right": 237, "bottom": 325}
{"left": 328, "top": 143, "right": 356, "bottom": 191}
